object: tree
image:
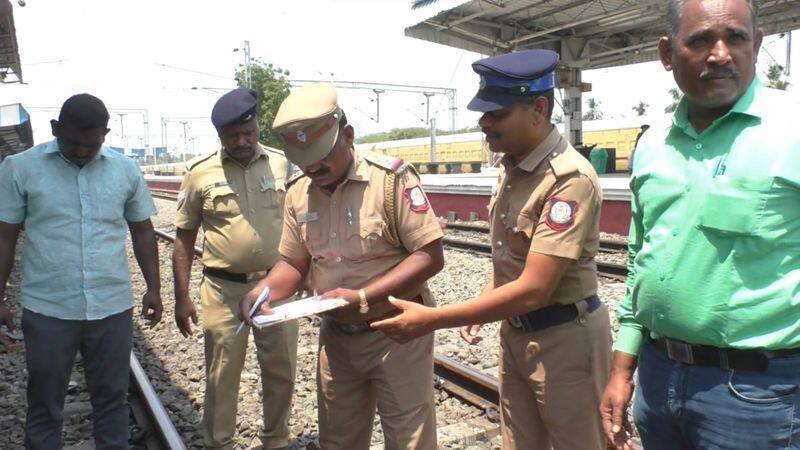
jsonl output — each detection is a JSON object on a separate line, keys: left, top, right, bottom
{"left": 355, "top": 125, "right": 480, "bottom": 144}
{"left": 582, "top": 97, "right": 603, "bottom": 120}
{"left": 765, "top": 63, "right": 790, "bottom": 90}
{"left": 235, "top": 62, "right": 292, "bottom": 148}
{"left": 665, "top": 88, "right": 682, "bottom": 113}
{"left": 552, "top": 113, "right": 564, "bottom": 124}
{"left": 632, "top": 101, "right": 648, "bottom": 116}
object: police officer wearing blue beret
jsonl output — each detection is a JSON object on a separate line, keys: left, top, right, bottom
{"left": 172, "top": 88, "right": 299, "bottom": 449}
{"left": 373, "top": 50, "right": 612, "bottom": 450}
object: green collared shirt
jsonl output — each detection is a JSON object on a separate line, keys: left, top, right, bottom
{"left": 0, "top": 141, "right": 156, "bottom": 320}
{"left": 615, "top": 78, "right": 800, "bottom": 355}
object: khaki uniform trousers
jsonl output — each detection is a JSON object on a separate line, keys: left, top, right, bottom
{"left": 499, "top": 303, "right": 612, "bottom": 450}
{"left": 317, "top": 320, "right": 437, "bottom": 450}
{"left": 200, "top": 275, "right": 299, "bottom": 450}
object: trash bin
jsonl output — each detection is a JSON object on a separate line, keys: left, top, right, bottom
{"left": 590, "top": 148, "right": 608, "bottom": 174}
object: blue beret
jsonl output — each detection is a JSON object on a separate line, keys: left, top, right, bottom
{"left": 211, "top": 88, "right": 258, "bottom": 128}
{"left": 467, "top": 49, "right": 559, "bottom": 112}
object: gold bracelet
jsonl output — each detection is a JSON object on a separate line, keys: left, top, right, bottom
{"left": 358, "top": 289, "right": 369, "bottom": 314}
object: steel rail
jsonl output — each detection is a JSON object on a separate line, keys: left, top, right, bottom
{"left": 598, "top": 239, "right": 628, "bottom": 253}
{"left": 445, "top": 222, "right": 628, "bottom": 253}
{"left": 441, "top": 237, "right": 628, "bottom": 281}
{"left": 442, "top": 236, "right": 492, "bottom": 254}
{"left": 129, "top": 352, "right": 186, "bottom": 449}
{"left": 434, "top": 353, "right": 499, "bottom": 412}
{"left": 444, "top": 222, "right": 491, "bottom": 233}
{"left": 150, "top": 189, "right": 179, "bottom": 201}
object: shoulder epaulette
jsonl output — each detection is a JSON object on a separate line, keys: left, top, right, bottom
{"left": 362, "top": 151, "right": 406, "bottom": 174}
{"left": 186, "top": 152, "right": 216, "bottom": 172}
{"left": 549, "top": 151, "right": 580, "bottom": 178}
{"left": 286, "top": 170, "right": 307, "bottom": 187}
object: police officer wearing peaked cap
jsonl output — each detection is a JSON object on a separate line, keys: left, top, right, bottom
{"left": 373, "top": 50, "right": 613, "bottom": 450}
{"left": 172, "top": 87, "right": 299, "bottom": 450}
{"left": 239, "top": 82, "right": 446, "bottom": 450}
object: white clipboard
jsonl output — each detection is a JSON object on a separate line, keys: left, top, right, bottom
{"left": 252, "top": 296, "right": 349, "bottom": 328}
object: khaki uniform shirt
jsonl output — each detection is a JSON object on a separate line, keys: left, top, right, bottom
{"left": 279, "top": 151, "right": 444, "bottom": 324}
{"left": 489, "top": 127, "right": 601, "bottom": 305}
{"left": 174, "top": 144, "right": 291, "bottom": 273}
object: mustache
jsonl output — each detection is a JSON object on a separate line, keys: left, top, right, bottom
{"left": 482, "top": 129, "right": 500, "bottom": 139}
{"left": 699, "top": 67, "right": 739, "bottom": 80}
{"left": 307, "top": 168, "right": 330, "bottom": 176}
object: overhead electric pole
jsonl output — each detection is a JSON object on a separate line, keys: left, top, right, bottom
{"left": 423, "top": 92, "right": 435, "bottom": 124}
{"left": 373, "top": 89, "right": 385, "bottom": 123}
{"left": 244, "top": 40, "right": 252, "bottom": 88}
{"left": 289, "top": 79, "right": 457, "bottom": 131}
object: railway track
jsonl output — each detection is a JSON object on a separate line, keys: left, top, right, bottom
{"left": 129, "top": 354, "right": 186, "bottom": 449}
{"left": 147, "top": 190, "right": 628, "bottom": 253}
{"left": 150, "top": 189, "right": 179, "bottom": 202}
{"left": 441, "top": 236, "right": 628, "bottom": 281}
{"left": 152, "top": 228, "right": 503, "bottom": 422}
{"left": 445, "top": 222, "right": 628, "bottom": 253}
{"left": 148, "top": 187, "right": 636, "bottom": 447}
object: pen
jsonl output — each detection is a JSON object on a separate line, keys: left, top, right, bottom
{"left": 237, "top": 286, "right": 270, "bottom": 334}
{"left": 712, "top": 155, "right": 727, "bottom": 178}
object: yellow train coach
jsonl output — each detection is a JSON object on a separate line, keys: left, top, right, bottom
{"left": 138, "top": 119, "right": 654, "bottom": 175}
{"left": 356, "top": 118, "right": 654, "bottom": 173}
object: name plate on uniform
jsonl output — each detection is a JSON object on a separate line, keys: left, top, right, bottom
{"left": 297, "top": 212, "right": 319, "bottom": 223}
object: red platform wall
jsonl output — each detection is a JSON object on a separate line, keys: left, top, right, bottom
{"left": 147, "top": 182, "right": 632, "bottom": 236}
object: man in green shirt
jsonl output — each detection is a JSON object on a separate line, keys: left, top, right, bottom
{"left": 601, "top": 1, "right": 800, "bottom": 449}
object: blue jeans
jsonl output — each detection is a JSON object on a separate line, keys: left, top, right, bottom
{"left": 633, "top": 339, "right": 800, "bottom": 450}
{"left": 22, "top": 308, "right": 133, "bottom": 450}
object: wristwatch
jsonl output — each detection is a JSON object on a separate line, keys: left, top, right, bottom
{"left": 358, "top": 289, "right": 369, "bottom": 314}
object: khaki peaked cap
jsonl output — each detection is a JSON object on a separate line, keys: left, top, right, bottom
{"left": 273, "top": 82, "right": 343, "bottom": 166}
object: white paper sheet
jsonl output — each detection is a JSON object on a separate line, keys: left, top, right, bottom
{"left": 252, "top": 296, "right": 349, "bottom": 328}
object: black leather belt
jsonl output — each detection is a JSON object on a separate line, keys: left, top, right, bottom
{"left": 508, "top": 295, "right": 601, "bottom": 332}
{"left": 326, "top": 319, "right": 375, "bottom": 335}
{"left": 650, "top": 337, "right": 800, "bottom": 372}
{"left": 202, "top": 266, "right": 266, "bottom": 284}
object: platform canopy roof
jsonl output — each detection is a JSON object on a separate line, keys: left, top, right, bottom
{"left": 0, "top": 103, "right": 33, "bottom": 160}
{"left": 0, "top": 0, "right": 22, "bottom": 84}
{"left": 407, "top": 0, "right": 800, "bottom": 69}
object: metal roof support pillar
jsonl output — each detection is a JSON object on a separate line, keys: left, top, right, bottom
{"left": 448, "top": 89, "right": 457, "bottom": 132}
{"left": 562, "top": 67, "right": 583, "bottom": 146}
{"left": 560, "top": 38, "right": 586, "bottom": 146}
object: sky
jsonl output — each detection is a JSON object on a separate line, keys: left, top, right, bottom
{"left": 3, "top": 0, "right": 798, "bottom": 156}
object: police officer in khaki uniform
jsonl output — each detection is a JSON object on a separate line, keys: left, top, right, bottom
{"left": 172, "top": 88, "right": 299, "bottom": 450}
{"left": 373, "top": 50, "right": 613, "bottom": 450}
{"left": 239, "top": 82, "right": 445, "bottom": 450}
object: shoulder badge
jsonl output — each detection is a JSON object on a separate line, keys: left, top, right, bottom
{"left": 545, "top": 197, "right": 578, "bottom": 231}
{"left": 186, "top": 152, "right": 216, "bottom": 172}
{"left": 403, "top": 185, "right": 429, "bottom": 213}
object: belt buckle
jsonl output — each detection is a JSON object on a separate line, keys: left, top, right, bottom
{"left": 665, "top": 340, "right": 695, "bottom": 364}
